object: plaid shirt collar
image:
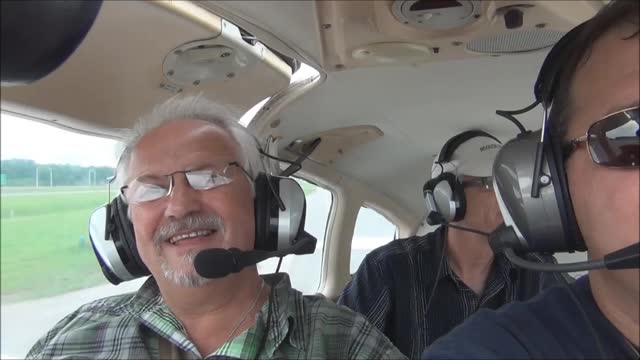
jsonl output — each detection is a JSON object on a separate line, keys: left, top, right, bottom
{"left": 126, "top": 273, "right": 306, "bottom": 358}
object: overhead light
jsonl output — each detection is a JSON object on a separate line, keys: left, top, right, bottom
{"left": 352, "top": 42, "right": 432, "bottom": 65}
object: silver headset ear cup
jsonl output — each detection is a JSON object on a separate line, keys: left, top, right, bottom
{"left": 254, "top": 174, "right": 313, "bottom": 255}
{"left": 493, "top": 131, "right": 572, "bottom": 252}
{"left": 274, "top": 177, "right": 307, "bottom": 251}
{"left": 423, "top": 172, "right": 465, "bottom": 224}
{"left": 88, "top": 204, "right": 136, "bottom": 284}
{"left": 433, "top": 180, "right": 456, "bottom": 222}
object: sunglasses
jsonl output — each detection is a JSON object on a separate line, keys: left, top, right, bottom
{"left": 120, "top": 162, "right": 247, "bottom": 205}
{"left": 564, "top": 106, "right": 639, "bottom": 168}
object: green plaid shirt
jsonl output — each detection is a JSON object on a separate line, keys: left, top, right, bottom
{"left": 26, "top": 273, "right": 406, "bottom": 359}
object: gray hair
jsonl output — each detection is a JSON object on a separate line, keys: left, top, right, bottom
{"left": 116, "top": 95, "right": 266, "bottom": 190}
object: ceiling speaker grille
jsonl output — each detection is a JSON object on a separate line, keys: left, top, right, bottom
{"left": 466, "top": 29, "right": 566, "bottom": 54}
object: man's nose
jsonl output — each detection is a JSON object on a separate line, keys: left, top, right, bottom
{"left": 164, "top": 174, "right": 202, "bottom": 219}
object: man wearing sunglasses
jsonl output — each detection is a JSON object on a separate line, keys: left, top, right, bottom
{"left": 26, "top": 95, "right": 406, "bottom": 359}
{"left": 339, "top": 132, "right": 563, "bottom": 359}
{"left": 423, "top": 1, "right": 639, "bottom": 359}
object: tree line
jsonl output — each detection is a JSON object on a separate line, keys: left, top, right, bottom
{"left": 0, "top": 159, "right": 115, "bottom": 187}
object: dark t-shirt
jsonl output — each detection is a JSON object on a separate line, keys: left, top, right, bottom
{"left": 423, "top": 275, "right": 638, "bottom": 359}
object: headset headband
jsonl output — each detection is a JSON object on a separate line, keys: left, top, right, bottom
{"left": 534, "top": 22, "right": 590, "bottom": 108}
{"left": 437, "top": 130, "right": 501, "bottom": 164}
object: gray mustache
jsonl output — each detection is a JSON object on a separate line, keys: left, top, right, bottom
{"left": 153, "top": 214, "right": 224, "bottom": 245}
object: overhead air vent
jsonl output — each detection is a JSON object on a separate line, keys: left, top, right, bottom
{"left": 466, "top": 29, "right": 566, "bottom": 54}
{"left": 391, "top": 0, "right": 481, "bottom": 30}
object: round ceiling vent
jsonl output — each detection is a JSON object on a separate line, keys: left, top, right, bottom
{"left": 163, "top": 38, "right": 255, "bottom": 87}
{"left": 392, "top": 0, "right": 481, "bottom": 30}
{"left": 466, "top": 29, "right": 566, "bottom": 54}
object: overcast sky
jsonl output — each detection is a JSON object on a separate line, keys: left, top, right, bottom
{"left": 0, "top": 65, "right": 318, "bottom": 168}
{"left": 1, "top": 112, "right": 120, "bottom": 167}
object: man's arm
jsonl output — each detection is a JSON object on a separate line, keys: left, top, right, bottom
{"left": 337, "top": 253, "right": 392, "bottom": 334}
{"left": 343, "top": 308, "right": 407, "bottom": 360}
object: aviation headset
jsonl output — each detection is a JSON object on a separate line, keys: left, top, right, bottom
{"left": 89, "top": 156, "right": 315, "bottom": 285}
{"left": 423, "top": 130, "right": 501, "bottom": 226}
{"left": 492, "top": 22, "right": 591, "bottom": 254}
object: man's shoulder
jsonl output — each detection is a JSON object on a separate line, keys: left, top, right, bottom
{"left": 73, "top": 291, "right": 140, "bottom": 316}
{"left": 49, "top": 291, "right": 139, "bottom": 327}
{"left": 301, "top": 292, "right": 375, "bottom": 327}
{"left": 26, "top": 292, "right": 140, "bottom": 359}
{"left": 299, "top": 294, "right": 406, "bottom": 359}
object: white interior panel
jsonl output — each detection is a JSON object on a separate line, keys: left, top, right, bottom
{"left": 275, "top": 50, "right": 549, "bottom": 216}
{"left": 1, "top": 1, "right": 291, "bottom": 138}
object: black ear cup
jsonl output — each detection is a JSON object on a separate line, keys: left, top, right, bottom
{"left": 111, "top": 197, "right": 150, "bottom": 277}
{"left": 546, "top": 136, "right": 586, "bottom": 252}
{"left": 254, "top": 173, "right": 279, "bottom": 252}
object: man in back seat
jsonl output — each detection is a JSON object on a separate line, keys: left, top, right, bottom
{"left": 338, "top": 130, "right": 564, "bottom": 358}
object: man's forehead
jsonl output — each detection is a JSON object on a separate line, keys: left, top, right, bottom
{"left": 128, "top": 119, "right": 240, "bottom": 177}
{"left": 138, "top": 119, "right": 229, "bottom": 145}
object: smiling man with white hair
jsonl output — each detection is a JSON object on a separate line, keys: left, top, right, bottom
{"left": 26, "top": 95, "right": 406, "bottom": 360}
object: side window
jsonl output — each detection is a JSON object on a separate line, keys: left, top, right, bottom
{"left": 257, "top": 178, "right": 332, "bottom": 294}
{"left": 0, "top": 113, "right": 145, "bottom": 359}
{"left": 350, "top": 206, "right": 397, "bottom": 274}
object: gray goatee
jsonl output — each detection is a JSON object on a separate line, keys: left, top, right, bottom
{"left": 153, "top": 214, "right": 224, "bottom": 287}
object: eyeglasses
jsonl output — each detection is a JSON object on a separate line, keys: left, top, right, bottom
{"left": 120, "top": 162, "right": 247, "bottom": 205}
{"left": 461, "top": 176, "right": 493, "bottom": 190}
{"left": 564, "top": 107, "right": 639, "bottom": 168}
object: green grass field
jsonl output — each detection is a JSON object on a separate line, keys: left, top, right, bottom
{"left": 1, "top": 187, "right": 112, "bottom": 303}
{"left": 1, "top": 182, "right": 317, "bottom": 303}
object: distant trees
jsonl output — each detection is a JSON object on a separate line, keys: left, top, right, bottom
{"left": 0, "top": 159, "right": 115, "bottom": 186}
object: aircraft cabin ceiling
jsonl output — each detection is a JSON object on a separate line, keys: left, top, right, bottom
{"left": 1, "top": 1, "right": 293, "bottom": 139}
{"left": 1, "top": 0, "right": 606, "bottom": 218}
{"left": 212, "top": 0, "right": 605, "bottom": 215}
{"left": 204, "top": 0, "right": 604, "bottom": 70}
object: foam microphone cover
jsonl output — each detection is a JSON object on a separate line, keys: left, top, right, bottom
{"left": 194, "top": 248, "right": 240, "bottom": 279}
